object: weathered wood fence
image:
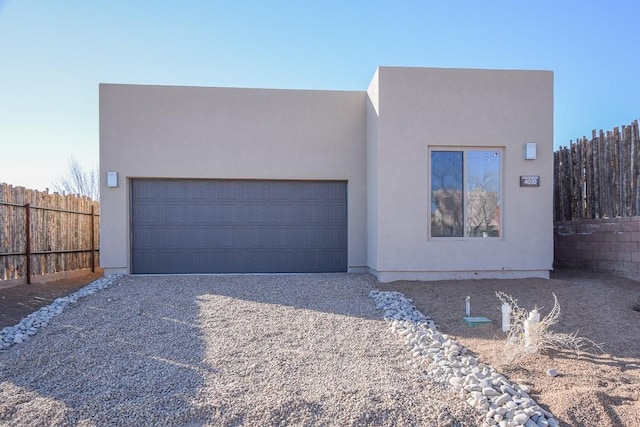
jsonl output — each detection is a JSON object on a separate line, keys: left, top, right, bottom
{"left": 0, "top": 183, "right": 99, "bottom": 284}
{"left": 554, "top": 119, "right": 640, "bottom": 221}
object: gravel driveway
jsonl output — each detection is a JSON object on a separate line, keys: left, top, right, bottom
{"left": 0, "top": 274, "right": 477, "bottom": 426}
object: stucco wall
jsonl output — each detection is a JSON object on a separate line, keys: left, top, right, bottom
{"left": 100, "top": 67, "right": 554, "bottom": 280}
{"left": 554, "top": 218, "right": 640, "bottom": 279}
{"left": 370, "top": 67, "right": 554, "bottom": 281}
{"left": 99, "top": 84, "right": 368, "bottom": 274}
{"left": 366, "top": 69, "right": 380, "bottom": 271}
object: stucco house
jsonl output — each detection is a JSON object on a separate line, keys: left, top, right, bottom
{"left": 99, "top": 66, "right": 553, "bottom": 282}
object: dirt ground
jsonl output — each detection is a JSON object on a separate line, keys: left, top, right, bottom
{"left": 380, "top": 269, "right": 640, "bottom": 427}
{"left": 0, "top": 272, "right": 103, "bottom": 329}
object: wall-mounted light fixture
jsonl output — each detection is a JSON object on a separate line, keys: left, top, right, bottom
{"left": 525, "top": 142, "right": 537, "bottom": 160}
{"left": 107, "top": 171, "right": 118, "bottom": 188}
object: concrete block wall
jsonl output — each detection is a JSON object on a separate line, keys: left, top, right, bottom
{"left": 554, "top": 217, "right": 640, "bottom": 279}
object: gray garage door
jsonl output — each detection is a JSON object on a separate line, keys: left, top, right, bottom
{"left": 131, "top": 179, "right": 347, "bottom": 274}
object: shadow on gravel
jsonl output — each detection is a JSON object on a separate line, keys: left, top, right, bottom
{"left": 0, "top": 273, "right": 388, "bottom": 426}
{"left": 549, "top": 348, "right": 640, "bottom": 372}
{"left": 174, "top": 273, "right": 383, "bottom": 320}
{"left": 0, "top": 275, "right": 222, "bottom": 425}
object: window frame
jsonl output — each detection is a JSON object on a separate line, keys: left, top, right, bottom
{"left": 428, "top": 147, "right": 504, "bottom": 241}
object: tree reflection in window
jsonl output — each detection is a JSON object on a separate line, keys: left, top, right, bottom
{"left": 466, "top": 151, "right": 500, "bottom": 237}
{"left": 431, "top": 151, "right": 463, "bottom": 237}
{"left": 431, "top": 150, "right": 500, "bottom": 238}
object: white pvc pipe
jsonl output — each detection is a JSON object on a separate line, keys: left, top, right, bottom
{"left": 524, "top": 309, "right": 540, "bottom": 352}
{"left": 501, "top": 303, "right": 511, "bottom": 332}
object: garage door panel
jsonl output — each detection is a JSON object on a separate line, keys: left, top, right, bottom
{"left": 131, "top": 179, "right": 347, "bottom": 273}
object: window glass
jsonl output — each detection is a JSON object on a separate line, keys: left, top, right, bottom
{"left": 466, "top": 151, "right": 501, "bottom": 237}
{"left": 431, "top": 151, "right": 463, "bottom": 237}
{"left": 430, "top": 149, "right": 501, "bottom": 238}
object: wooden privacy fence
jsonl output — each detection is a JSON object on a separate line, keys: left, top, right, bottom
{"left": 0, "top": 183, "right": 99, "bottom": 284}
{"left": 554, "top": 119, "right": 640, "bottom": 221}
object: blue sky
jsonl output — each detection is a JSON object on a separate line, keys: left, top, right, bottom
{"left": 1, "top": 1, "right": 639, "bottom": 191}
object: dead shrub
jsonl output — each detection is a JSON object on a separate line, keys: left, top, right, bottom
{"left": 496, "top": 291, "right": 603, "bottom": 364}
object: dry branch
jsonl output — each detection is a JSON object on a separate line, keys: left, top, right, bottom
{"left": 496, "top": 291, "right": 603, "bottom": 364}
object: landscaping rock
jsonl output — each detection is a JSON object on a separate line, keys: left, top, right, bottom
{"left": 513, "top": 412, "right": 529, "bottom": 424}
{"left": 369, "top": 289, "right": 558, "bottom": 427}
{"left": 0, "top": 274, "right": 122, "bottom": 352}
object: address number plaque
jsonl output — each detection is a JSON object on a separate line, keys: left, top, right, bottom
{"left": 520, "top": 175, "right": 540, "bottom": 187}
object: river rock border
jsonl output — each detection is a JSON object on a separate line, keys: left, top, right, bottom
{"left": 370, "top": 290, "right": 559, "bottom": 427}
{"left": 0, "top": 274, "right": 123, "bottom": 351}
